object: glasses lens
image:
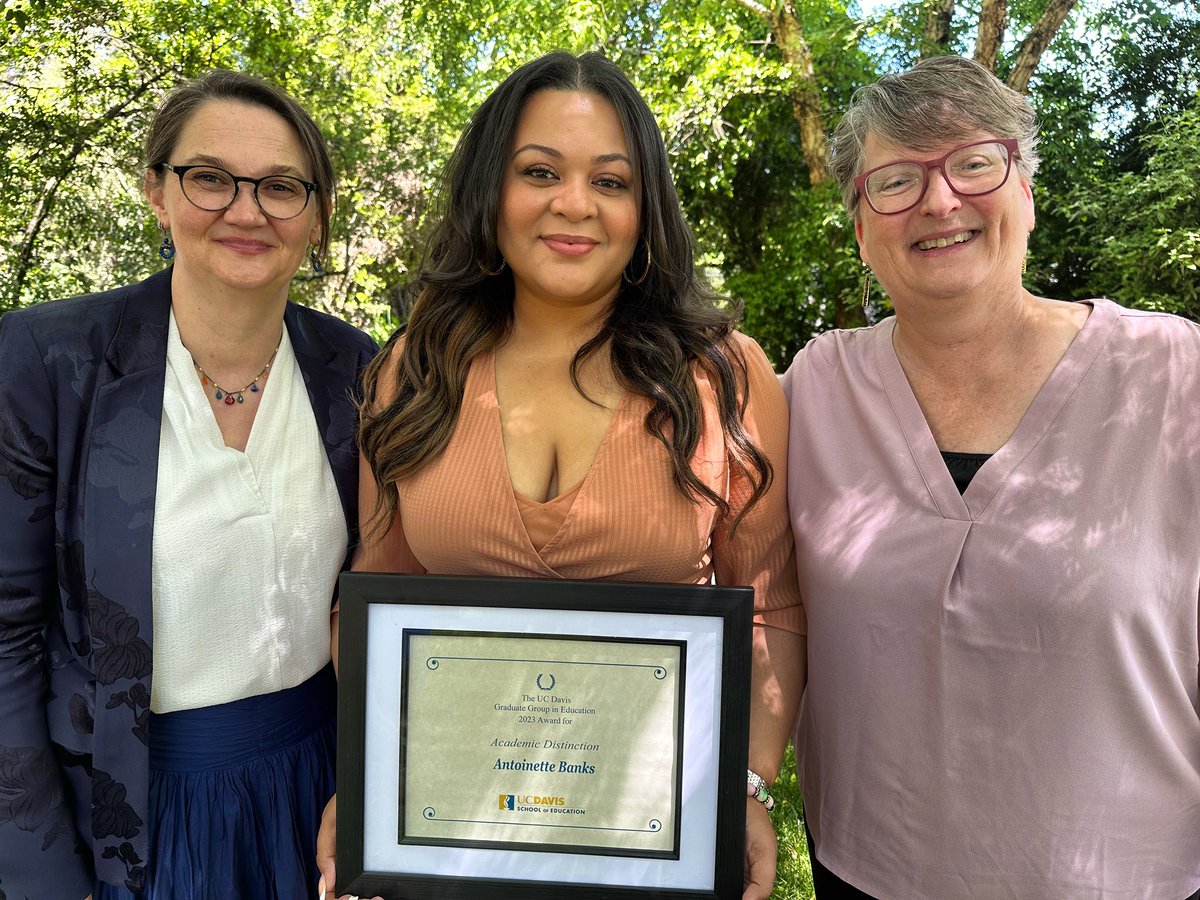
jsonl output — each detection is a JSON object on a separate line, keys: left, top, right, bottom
{"left": 945, "top": 142, "right": 1011, "bottom": 196}
{"left": 180, "top": 167, "right": 236, "bottom": 211}
{"left": 255, "top": 176, "right": 311, "bottom": 219}
{"left": 864, "top": 163, "right": 925, "bottom": 214}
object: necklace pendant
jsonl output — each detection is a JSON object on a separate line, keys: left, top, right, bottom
{"left": 224, "top": 394, "right": 236, "bottom": 406}
{"left": 236, "top": 393, "right": 245, "bottom": 404}
{"left": 250, "top": 383, "right": 259, "bottom": 393}
{"left": 214, "top": 389, "right": 223, "bottom": 400}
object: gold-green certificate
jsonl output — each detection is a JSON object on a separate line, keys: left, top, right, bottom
{"left": 401, "top": 632, "right": 684, "bottom": 856}
{"left": 335, "top": 573, "right": 752, "bottom": 900}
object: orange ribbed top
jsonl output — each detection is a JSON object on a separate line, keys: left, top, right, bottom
{"left": 361, "top": 332, "right": 803, "bottom": 624}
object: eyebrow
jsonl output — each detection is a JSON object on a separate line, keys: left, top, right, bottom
{"left": 511, "top": 144, "right": 632, "bottom": 166}
{"left": 184, "top": 154, "right": 308, "bottom": 177}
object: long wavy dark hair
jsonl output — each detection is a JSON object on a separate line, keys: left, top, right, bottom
{"left": 359, "top": 50, "right": 771, "bottom": 537}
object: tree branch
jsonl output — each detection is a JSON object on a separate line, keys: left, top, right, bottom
{"left": 733, "top": 0, "right": 772, "bottom": 22}
{"left": 1007, "top": 0, "right": 1080, "bottom": 93}
{"left": 974, "top": 0, "right": 1007, "bottom": 72}
{"left": 11, "top": 73, "right": 162, "bottom": 303}
{"left": 920, "top": 0, "right": 957, "bottom": 60}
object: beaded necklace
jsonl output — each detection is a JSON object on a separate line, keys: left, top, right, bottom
{"left": 192, "top": 344, "right": 280, "bottom": 406}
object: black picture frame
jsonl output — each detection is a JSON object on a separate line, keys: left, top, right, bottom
{"left": 336, "top": 573, "right": 752, "bottom": 900}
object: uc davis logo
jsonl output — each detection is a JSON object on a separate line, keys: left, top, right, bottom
{"left": 499, "top": 794, "right": 514, "bottom": 810}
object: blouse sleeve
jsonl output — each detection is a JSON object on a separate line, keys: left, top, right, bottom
{"left": 0, "top": 312, "right": 93, "bottom": 899}
{"left": 712, "top": 332, "right": 806, "bottom": 635}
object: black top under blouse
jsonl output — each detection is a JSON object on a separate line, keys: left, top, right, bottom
{"left": 940, "top": 451, "right": 992, "bottom": 494}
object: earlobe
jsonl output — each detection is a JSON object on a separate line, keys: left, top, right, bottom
{"left": 855, "top": 217, "right": 870, "bottom": 265}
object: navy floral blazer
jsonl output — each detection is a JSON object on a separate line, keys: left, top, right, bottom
{"left": 0, "top": 267, "right": 377, "bottom": 898}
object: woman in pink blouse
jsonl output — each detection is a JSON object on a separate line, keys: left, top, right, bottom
{"left": 316, "top": 51, "right": 800, "bottom": 899}
{"left": 750, "top": 55, "right": 1200, "bottom": 899}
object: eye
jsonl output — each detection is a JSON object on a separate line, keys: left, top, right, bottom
{"left": 521, "top": 165, "right": 558, "bottom": 181}
{"left": 870, "top": 166, "right": 920, "bottom": 196}
{"left": 952, "top": 156, "right": 999, "bottom": 177}
{"left": 261, "top": 177, "right": 303, "bottom": 195}
{"left": 188, "top": 168, "right": 232, "bottom": 187}
{"left": 593, "top": 175, "right": 628, "bottom": 191}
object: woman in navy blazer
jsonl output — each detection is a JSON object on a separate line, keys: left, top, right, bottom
{"left": 0, "top": 72, "right": 375, "bottom": 899}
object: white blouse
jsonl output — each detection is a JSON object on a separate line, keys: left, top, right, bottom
{"left": 150, "top": 310, "right": 348, "bottom": 713}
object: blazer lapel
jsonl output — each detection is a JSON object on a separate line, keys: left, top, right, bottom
{"left": 285, "top": 304, "right": 361, "bottom": 541}
{"left": 83, "top": 266, "right": 171, "bottom": 890}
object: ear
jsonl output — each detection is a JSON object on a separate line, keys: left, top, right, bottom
{"left": 1021, "top": 177, "right": 1036, "bottom": 233}
{"left": 144, "top": 170, "right": 168, "bottom": 227}
{"left": 854, "top": 215, "right": 870, "bottom": 265}
{"left": 309, "top": 223, "right": 322, "bottom": 252}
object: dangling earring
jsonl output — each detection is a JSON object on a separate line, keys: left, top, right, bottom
{"left": 861, "top": 265, "right": 872, "bottom": 319}
{"left": 158, "top": 226, "right": 175, "bottom": 261}
{"left": 1021, "top": 254, "right": 1028, "bottom": 275}
{"left": 623, "top": 239, "right": 652, "bottom": 286}
{"left": 310, "top": 247, "right": 325, "bottom": 277}
{"left": 480, "top": 256, "right": 507, "bottom": 277}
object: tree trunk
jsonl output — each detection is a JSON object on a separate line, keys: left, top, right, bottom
{"left": 920, "top": 0, "right": 957, "bottom": 59}
{"left": 975, "top": 0, "right": 1007, "bottom": 71}
{"left": 733, "top": 0, "right": 830, "bottom": 184}
{"left": 772, "top": 1, "right": 831, "bottom": 184}
{"left": 1007, "top": 0, "right": 1080, "bottom": 93}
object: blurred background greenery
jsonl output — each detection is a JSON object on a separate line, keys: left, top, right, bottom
{"left": 3, "top": 0, "right": 1197, "bottom": 368}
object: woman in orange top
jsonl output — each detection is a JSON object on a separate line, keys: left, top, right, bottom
{"left": 317, "top": 50, "right": 801, "bottom": 900}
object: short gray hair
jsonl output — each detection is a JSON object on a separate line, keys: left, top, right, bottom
{"left": 830, "top": 55, "right": 1040, "bottom": 216}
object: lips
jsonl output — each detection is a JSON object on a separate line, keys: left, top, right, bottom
{"left": 542, "top": 234, "right": 599, "bottom": 256}
{"left": 916, "top": 230, "right": 975, "bottom": 251}
{"left": 217, "top": 237, "right": 273, "bottom": 253}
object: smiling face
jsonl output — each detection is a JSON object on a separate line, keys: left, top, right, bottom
{"left": 855, "top": 130, "right": 1035, "bottom": 307}
{"left": 496, "top": 90, "right": 641, "bottom": 314}
{"left": 144, "top": 99, "right": 321, "bottom": 300}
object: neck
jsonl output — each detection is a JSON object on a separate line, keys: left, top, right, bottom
{"left": 890, "top": 284, "right": 1036, "bottom": 379}
{"left": 170, "top": 268, "right": 288, "bottom": 371}
{"left": 508, "top": 291, "right": 614, "bottom": 354}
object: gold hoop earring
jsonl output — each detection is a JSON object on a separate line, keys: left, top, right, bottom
{"left": 480, "top": 256, "right": 506, "bottom": 277}
{"left": 623, "top": 240, "right": 652, "bottom": 286}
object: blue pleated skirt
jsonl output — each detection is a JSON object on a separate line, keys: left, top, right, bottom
{"left": 94, "top": 666, "right": 336, "bottom": 900}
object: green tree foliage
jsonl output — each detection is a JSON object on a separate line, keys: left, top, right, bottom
{"left": 2, "top": 0, "right": 1197, "bottom": 364}
{"left": 1067, "top": 101, "right": 1200, "bottom": 317}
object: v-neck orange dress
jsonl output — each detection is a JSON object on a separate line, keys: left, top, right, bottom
{"left": 384, "top": 331, "right": 801, "bottom": 611}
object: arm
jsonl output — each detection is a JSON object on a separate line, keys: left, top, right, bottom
{"left": 319, "top": 344, "right": 415, "bottom": 900}
{"left": 710, "top": 335, "right": 808, "bottom": 900}
{"left": 0, "top": 313, "right": 93, "bottom": 899}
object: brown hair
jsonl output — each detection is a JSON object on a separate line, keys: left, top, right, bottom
{"left": 143, "top": 69, "right": 335, "bottom": 260}
{"left": 359, "top": 51, "right": 771, "bottom": 539}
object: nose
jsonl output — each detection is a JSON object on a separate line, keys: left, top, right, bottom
{"left": 549, "top": 176, "right": 596, "bottom": 221}
{"left": 223, "top": 184, "right": 268, "bottom": 223}
{"left": 918, "top": 166, "right": 961, "bottom": 217}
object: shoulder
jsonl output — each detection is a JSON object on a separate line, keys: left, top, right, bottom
{"left": 5, "top": 273, "right": 161, "bottom": 340}
{"left": 1096, "top": 297, "right": 1200, "bottom": 345}
{"left": 723, "top": 329, "right": 776, "bottom": 372}
{"left": 716, "top": 330, "right": 787, "bottom": 411}
{"left": 1, "top": 269, "right": 171, "bottom": 365}
{"left": 781, "top": 321, "right": 880, "bottom": 384}
{"left": 285, "top": 302, "right": 378, "bottom": 356}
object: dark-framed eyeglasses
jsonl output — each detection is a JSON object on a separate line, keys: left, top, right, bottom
{"left": 160, "top": 163, "right": 318, "bottom": 220}
{"left": 853, "top": 138, "right": 1021, "bottom": 215}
